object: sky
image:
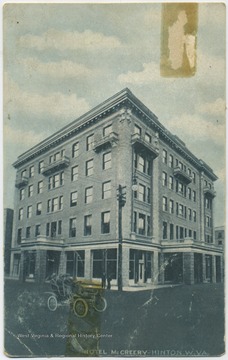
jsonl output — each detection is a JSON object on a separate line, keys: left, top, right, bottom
{"left": 3, "top": 2, "right": 226, "bottom": 226}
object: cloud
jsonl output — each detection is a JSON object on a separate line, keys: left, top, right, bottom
{"left": 196, "top": 98, "right": 226, "bottom": 117}
{"left": 166, "top": 113, "right": 225, "bottom": 144}
{"left": 4, "top": 124, "right": 45, "bottom": 149}
{"left": 118, "top": 61, "right": 161, "bottom": 85}
{"left": 4, "top": 73, "right": 90, "bottom": 120}
{"left": 19, "top": 29, "right": 122, "bottom": 52}
{"left": 196, "top": 52, "right": 225, "bottom": 87}
{"left": 20, "top": 57, "right": 93, "bottom": 78}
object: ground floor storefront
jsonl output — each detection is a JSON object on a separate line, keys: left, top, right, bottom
{"left": 10, "top": 243, "right": 224, "bottom": 287}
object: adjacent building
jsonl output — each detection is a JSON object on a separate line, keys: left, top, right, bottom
{"left": 10, "top": 88, "right": 223, "bottom": 286}
{"left": 4, "top": 208, "right": 14, "bottom": 275}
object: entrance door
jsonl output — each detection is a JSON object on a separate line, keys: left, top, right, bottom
{"left": 138, "top": 259, "right": 145, "bottom": 284}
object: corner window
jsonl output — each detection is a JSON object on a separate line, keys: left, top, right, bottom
{"left": 103, "top": 124, "right": 112, "bottom": 137}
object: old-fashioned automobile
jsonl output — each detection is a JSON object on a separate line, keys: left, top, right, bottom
{"left": 46, "top": 274, "right": 107, "bottom": 317}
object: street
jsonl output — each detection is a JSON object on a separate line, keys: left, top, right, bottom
{"left": 4, "top": 280, "right": 224, "bottom": 357}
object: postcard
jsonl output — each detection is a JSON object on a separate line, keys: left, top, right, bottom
{"left": 3, "top": 2, "right": 225, "bottom": 358}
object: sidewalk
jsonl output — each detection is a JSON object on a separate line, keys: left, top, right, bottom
{"left": 110, "top": 283, "right": 182, "bottom": 292}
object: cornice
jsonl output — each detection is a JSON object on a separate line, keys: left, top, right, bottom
{"left": 13, "top": 88, "right": 217, "bottom": 181}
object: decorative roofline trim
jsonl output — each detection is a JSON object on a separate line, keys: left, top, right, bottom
{"left": 13, "top": 88, "right": 217, "bottom": 181}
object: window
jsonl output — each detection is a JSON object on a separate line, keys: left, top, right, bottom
{"left": 193, "top": 210, "right": 196, "bottom": 222}
{"left": 192, "top": 172, "right": 196, "bottom": 184}
{"left": 162, "top": 149, "right": 167, "bottom": 164}
{"left": 49, "top": 172, "right": 64, "bottom": 189}
{"left": 138, "top": 184, "right": 146, "bottom": 202}
{"left": 86, "top": 134, "right": 94, "bottom": 151}
{"left": 20, "top": 188, "right": 25, "bottom": 200}
{"left": 70, "top": 191, "right": 78, "bottom": 207}
{"left": 59, "top": 196, "right": 63, "bottom": 210}
{"left": 179, "top": 161, "right": 183, "bottom": 170}
{"left": 84, "top": 215, "right": 92, "bottom": 236}
{"left": 58, "top": 220, "right": 62, "bottom": 235}
{"left": 51, "top": 222, "right": 57, "bottom": 237}
{"left": 170, "top": 224, "right": 174, "bottom": 240}
{"left": 179, "top": 204, "right": 184, "bottom": 217}
{"left": 17, "top": 229, "right": 22, "bottom": 244}
{"left": 162, "top": 196, "right": 168, "bottom": 211}
{"left": 29, "top": 165, "right": 34, "bottom": 177}
{"left": 193, "top": 190, "right": 196, "bottom": 202}
{"left": 103, "top": 152, "right": 111, "bottom": 170}
{"left": 138, "top": 155, "right": 145, "bottom": 173}
{"left": 134, "top": 124, "right": 141, "bottom": 135}
{"left": 188, "top": 187, "right": 192, "bottom": 200}
{"left": 206, "top": 216, "right": 210, "bottom": 227}
{"left": 69, "top": 218, "right": 77, "bottom": 237}
{"left": 193, "top": 231, "right": 197, "bottom": 240}
{"left": 145, "top": 133, "right": 151, "bottom": 143}
{"left": 101, "top": 211, "right": 110, "bottom": 234}
{"left": 28, "top": 184, "right": 33, "bottom": 197}
{"left": 103, "top": 124, "right": 112, "bottom": 137}
{"left": 47, "top": 197, "right": 63, "bottom": 212}
{"left": 169, "top": 176, "right": 174, "bottom": 190}
{"left": 169, "top": 199, "right": 174, "bottom": 214}
{"left": 52, "top": 198, "right": 58, "bottom": 212}
{"left": 71, "top": 166, "right": 79, "bottom": 181}
{"left": 35, "top": 225, "right": 41, "bottom": 237}
{"left": 36, "top": 202, "right": 42, "bottom": 215}
{"left": 189, "top": 229, "right": 192, "bottom": 237}
{"left": 18, "top": 208, "right": 23, "bottom": 220}
{"left": 38, "top": 161, "right": 44, "bottom": 174}
{"left": 49, "top": 149, "right": 65, "bottom": 164}
{"left": 180, "top": 227, "right": 184, "bottom": 239}
{"left": 27, "top": 206, "right": 32, "bottom": 218}
{"left": 188, "top": 168, "right": 191, "bottom": 177}
{"left": 188, "top": 208, "right": 192, "bottom": 221}
{"left": 162, "top": 172, "right": 167, "bottom": 186}
{"left": 169, "top": 154, "right": 173, "bottom": 168}
{"left": 26, "top": 226, "right": 31, "bottom": 239}
{"left": 162, "top": 222, "right": 167, "bottom": 239}
{"left": 72, "top": 142, "right": 79, "bottom": 158}
{"left": 147, "top": 188, "right": 151, "bottom": 203}
{"left": 204, "top": 180, "right": 207, "bottom": 187}
{"left": 21, "top": 169, "right": 26, "bottom": 178}
{"left": 46, "top": 223, "right": 50, "bottom": 237}
{"left": 37, "top": 181, "right": 43, "bottom": 194}
{"left": 208, "top": 183, "right": 211, "bottom": 189}
{"left": 138, "top": 213, "right": 146, "bottom": 235}
{"left": 86, "top": 159, "right": 94, "bottom": 176}
{"left": 85, "top": 187, "right": 93, "bottom": 204}
{"left": 147, "top": 216, "right": 151, "bottom": 236}
{"left": 102, "top": 181, "right": 111, "bottom": 199}
{"left": 176, "top": 226, "right": 179, "bottom": 239}
{"left": 178, "top": 182, "right": 184, "bottom": 196}
{"left": 133, "top": 211, "right": 137, "bottom": 233}
{"left": 175, "top": 159, "right": 179, "bottom": 167}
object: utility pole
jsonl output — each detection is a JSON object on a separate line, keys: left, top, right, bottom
{"left": 117, "top": 185, "right": 126, "bottom": 291}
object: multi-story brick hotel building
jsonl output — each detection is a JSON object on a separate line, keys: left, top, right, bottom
{"left": 10, "top": 88, "right": 223, "bottom": 286}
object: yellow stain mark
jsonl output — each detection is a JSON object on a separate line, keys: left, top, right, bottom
{"left": 161, "top": 3, "right": 198, "bottom": 77}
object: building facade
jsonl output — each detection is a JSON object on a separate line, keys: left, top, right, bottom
{"left": 4, "top": 208, "right": 14, "bottom": 275}
{"left": 10, "top": 88, "right": 223, "bottom": 286}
